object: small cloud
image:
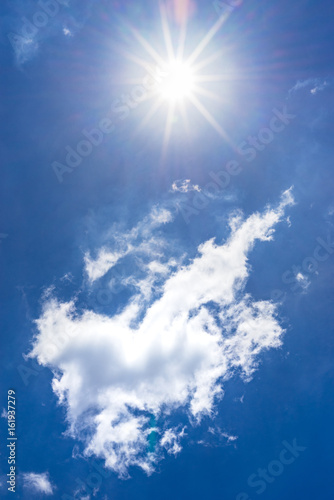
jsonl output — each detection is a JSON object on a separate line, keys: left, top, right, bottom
{"left": 60, "top": 272, "right": 74, "bottom": 283}
{"left": 289, "top": 79, "right": 314, "bottom": 93}
{"left": 72, "top": 444, "right": 84, "bottom": 459}
{"left": 22, "top": 472, "right": 54, "bottom": 495}
{"left": 7, "top": 32, "right": 39, "bottom": 66}
{"left": 221, "top": 432, "right": 238, "bottom": 443}
{"left": 289, "top": 78, "right": 329, "bottom": 95}
{"left": 295, "top": 272, "right": 311, "bottom": 292}
{"left": 208, "top": 427, "right": 238, "bottom": 443}
{"left": 310, "top": 81, "right": 328, "bottom": 94}
{"left": 1, "top": 408, "right": 8, "bottom": 419}
{"left": 63, "top": 27, "right": 73, "bottom": 37}
{"left": 160, "top": 427, "right": 186, "bottom": 455}
{"left": 171, "top": 179, "right": 201, "bottom": 193}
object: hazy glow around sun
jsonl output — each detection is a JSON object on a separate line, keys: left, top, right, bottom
{"left": 158, "top": 59, "right": 195, "bottom": 102}
{"left": 126, "top": 2, "right": 236, "bottom": 156}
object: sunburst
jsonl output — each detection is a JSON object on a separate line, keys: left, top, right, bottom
{"left": 121, "top": 2, "right": 235, "bottom": 159}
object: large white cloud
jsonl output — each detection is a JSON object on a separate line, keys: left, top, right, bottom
{"left": 29, "top": 189, "right": 294, "bottom": 477}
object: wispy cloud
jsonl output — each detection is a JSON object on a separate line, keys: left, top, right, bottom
{"left": 6, "top": 0, "right": 94, "bottom": 66}
{"left": 171, "top": 179, "right": 201, "bottom": 193}
{"left": 295, "top": 272, "right": 311, "bottom": 292}
{"left": 208, "top": 426, "right": 238, "bottom": 444}
{"left": 7, "top": 33, "right": 39, "bottom": 66}
{"left": 63, "top": 27, "right": 72, "bottom": 36}
{"left": 84, "top": 249, "right": 124, "bottom": 283}
{"left": 310, "top": 81, "right": 328, "bottom": 94}
{"left": 22, "top": 472, "right": 54, "bottom": 495}
{"left": 84, "top": 206, "right": 174, "bottom": 283}
{"left": 289, "top": 78, "right": 329, "bottom": 95}
{"left": 29, "top": 189, "right": 294, "bottom": 477}
{"left": 160, "top": 427, "right": 186, "bottom": 455}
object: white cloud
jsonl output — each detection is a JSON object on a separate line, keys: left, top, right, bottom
{"left": 171, "top": 179, "right": 201, "bottom": 193}
{"left": 84, "top": 248, "right": 124, "bottom": 283}
{"left": 1, "top": 408, "right": 8, "bottom": 419}
{"left": 63, "top": 27, "right": 72, "bottom": 37}
{"left": 84, "top": 206, "right": 174, "bottom": 283}
{"left": 22, "top": 472, "right": 53, "bottom": 495}
{"left": 7, "top": 33, "right": 39, "bottom": 66}
{"left": 160, "top": 427, "right": 186, "bottom": 455}
{"left": 29, "top": 189, "right": 294, "bottom": 477}
{"left": 149, "top": 207, "right": 174, "bottom": 225}
{"left": 296, "top": 272, "right": 311, "bottom": 291}
{"left": 60, "top": 272, "right": 74, "bottom": 283}
{"left": 289, "top": 78, "right": 329, "bottom": 95}
{"left": 208, "top": 427, "right": 238, "bottom": 443}
{"left": 310, "top": 81, "right": 328, "bottom": 94}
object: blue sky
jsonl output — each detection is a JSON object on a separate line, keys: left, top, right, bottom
{"left": 1, "top": 0, "right": 334, "bottom": 498}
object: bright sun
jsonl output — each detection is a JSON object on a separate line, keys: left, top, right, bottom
{"left": 159, "top": 60, "right": 195, "bottom": 102}
{"left": 124, "top": 2, "right": 234, "bottom": 158}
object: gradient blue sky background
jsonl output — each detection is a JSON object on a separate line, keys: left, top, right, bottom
{"left": 1, "top": 0, "right": 334, "bottom": 498}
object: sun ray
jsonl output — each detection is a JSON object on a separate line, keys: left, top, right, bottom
{"left": 178, "top": 100, "right": 191, "bottom": 138}
{"left": 133, "top": 97, "right": 165, "bottom": 138}
{"left": 191, "top": 85, "right": 224, "bottom": 103}
{"left": 160, "top": 2, "right": 175, "bottom": 61}
{"left": 186, "top": 10, "right": 233, "bottom": 66}
{"left": 188, "top": 93, "right": 231, "bottom": 143}
{"left": 194, "top": 74, "right": 232, "bottom": 83}
{"left": 191, "top": 48, "right": 229, "bottom": 73}
{"left": 118, "top": 2, "right": 238, "bottom": 158}
{"left": 125, "top": 22, "right": 166, "bottom": 68}
{"left": 175, "top": 11, "right": 188, "bottom": 61}
{"left": 117, "top": 48, "right": 161, "bottom": 77}
{"left": 161, "top": 101, "right": 176, "bottom": 161}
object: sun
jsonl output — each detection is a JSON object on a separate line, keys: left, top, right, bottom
{"left": 122, "top": 2, "right": 236, "bottom": 158}
{"left": 158, "top": 59, "right": 195, "bottom": 102}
